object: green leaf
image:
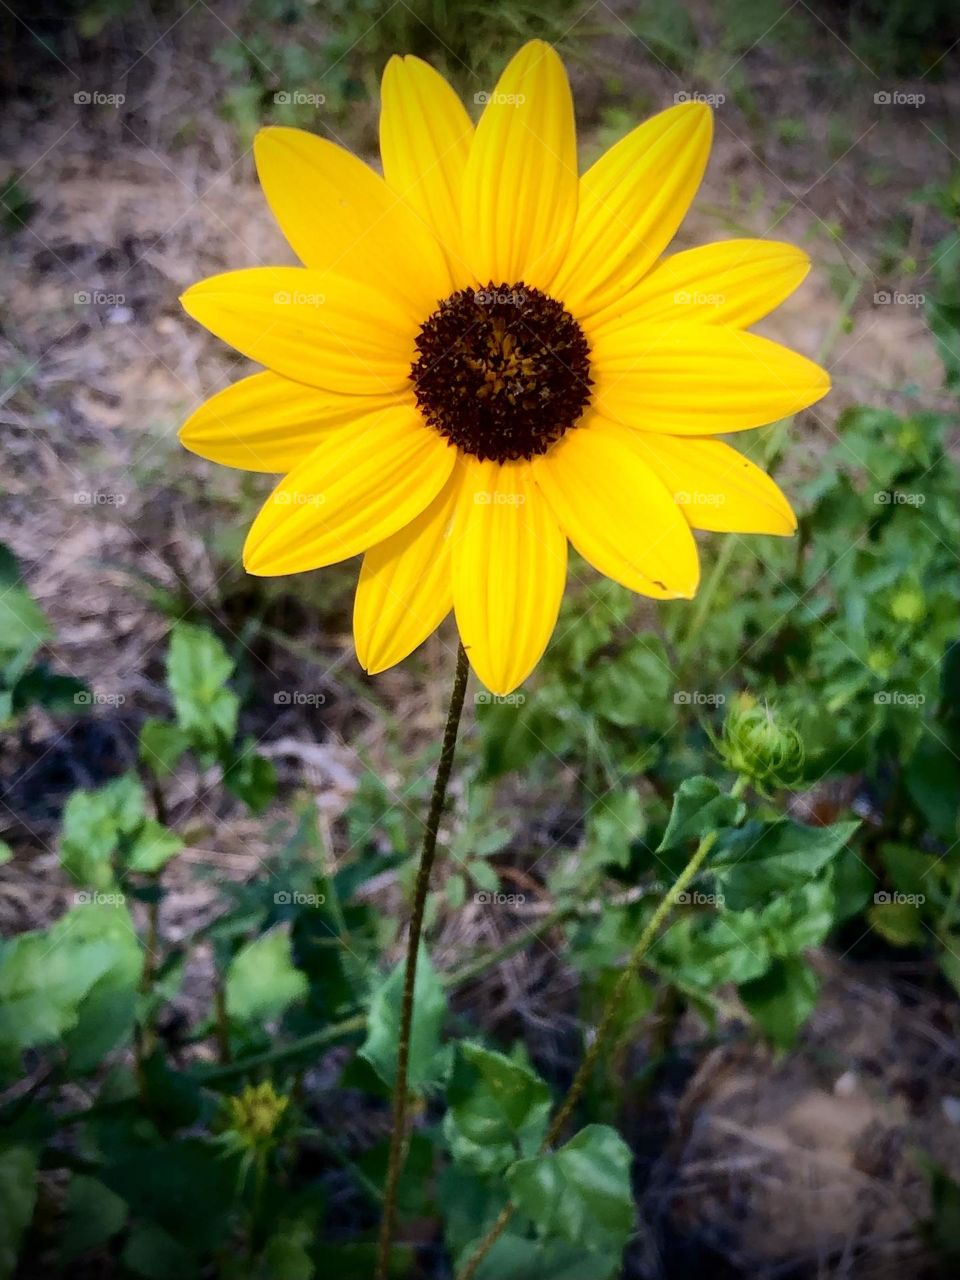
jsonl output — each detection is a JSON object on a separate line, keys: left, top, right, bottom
{"left": 10, "top": 664, "right": 86, "bottom": 716}
{"left": 467, "top": 859, "right": 500, "bottom": 893}
{"left": 586, "top": 789, "right": 646, "bottom": 869}
{"left": 139, "top": 718, "right": 189, "bottom": 779}
{"left": 463, "top": 1232, "right": 621, "bottom": 1280}
{"left": 923, "top": 1162, "right": 960, "bottom": 1262}
{"left": 59, "top": 901, "right": 144, "bottom": 1071}
{"left": 125, "top": 819, "right": 184, "bottom": 874}
{"left": 710, "top": 819, "right": 860, "bottom": 909}
{"left": 657, "top": 776, "right": 744, "bottom": 852}
{"left": 830, "top": 846, "right": 875, "bottom": 921}
{"left": 867, "top": 900, "right": 924, "bottom": 946}
{"left": 739, "top": 956, "right": 819, "bottom": 1049}
{"left": 760, "top": 881, "right": 836, "bottom": 956}
{"left": 60, "top": 1175, "right": 127, "bottom": 1261}
{"left": 226, "top": 926, "right": 307, "bottom": 1023}
{"left": 103, "top": 1141, "right": 238, "bottom": 1256}
{"left": 122, "top": 1223, "right": 201, "bottom": 1279}
{"left": 0, "top": 1145, "right": 38, "bottom": 1280}
{"left": 223, "top": 742, "right": 277, "bottom": 813}
{"left": 262, "top": 1218, "right": 314, "bottom": 1280}
{"left": 0, "top": 544, "right": 49, "bottom": 674}
{"left": 0, "top": 901, "right": 142, "bottom": 1076}
{"left": 506, "top": 1124, "right": 634, "bottom": 1254}
{"left": 0, "top": 841, "right": 11, "bottom": 867}
{"left": 360, "top": 946, "right": 447, "bottom": 1090}
{"left": 445, "top": 1043, "right": 551, "bottom": 1173}
{"left": 59, "top": 774, "right": 147, "bottom": 888}
{"left": 653, "top": 912, "right": 769, "bottom": 991}
{"left": 166, "top": 623, "right": 239, "bottom": 752}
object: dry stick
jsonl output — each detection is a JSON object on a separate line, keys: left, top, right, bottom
{"left": 456, "top": 778, "right": 747, "bottom": 1280}
{"left": 375, "top": 643, "right": 470, "bottom": 1280}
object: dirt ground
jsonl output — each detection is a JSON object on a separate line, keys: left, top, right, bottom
{"left": 2, "top": 2, "right": 959, "bottom": 1276}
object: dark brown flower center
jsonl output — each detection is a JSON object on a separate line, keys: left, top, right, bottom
{"left": 410, "top": 282, "right": 592, "bottom": 463}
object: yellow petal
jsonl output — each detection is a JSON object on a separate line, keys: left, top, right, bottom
{"left": 452, "top": 460, "right": 567, "bottom": 695}
{"left": 179, "top": 371, "right": 398, "bottom": 473}
{"left": 380, "top": 55, "right": 474, "bottom": 287}
{"left": 551, "top": 102, "right": 712, "bottom": 320}
{"left": 461, "top": 41, "right": 578, "bottom": 291}
{"left": 243, "top": 404, "right": 455, "bottom": 575}
{"left": 532, "top": 418, "right": 699, "bottom": 599}
{"left": 630, "top": 434, "right": 797, "bottom": 534}
{"left": 591, "top": 324, "right": 831, "bottom": 434}
{"left": 354, "top": 463, "right": 463, "bottom": 674}
{"left": 180, "top": 268, "right": 414, "bottom": 396}
{"left": 587, "top": 240, "right": 811, "bottom": 337}
{"left": 253, "top": 126, "right": 451, "bottom": 319}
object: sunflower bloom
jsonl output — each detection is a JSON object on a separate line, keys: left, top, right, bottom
{"left": 180, "top": 41, "right": 829, "bottom": 695}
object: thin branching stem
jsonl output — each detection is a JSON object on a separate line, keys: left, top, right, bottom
{"left": 456, "top": 775, "right": 748, "bottom": 1280}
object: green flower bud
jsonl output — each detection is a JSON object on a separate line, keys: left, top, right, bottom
{"left": 223, "top": 1080, "right": 289, "bottom": 1152}
{"left": 719, "top": 694, "right": 805, "bottom": 793}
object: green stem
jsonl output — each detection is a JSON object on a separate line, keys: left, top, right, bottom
{"left": 456, "top": 776, "right": 747, "bottom": 1280}
{"left": 375, "top": 643, "right": 470, "bottom": 1280}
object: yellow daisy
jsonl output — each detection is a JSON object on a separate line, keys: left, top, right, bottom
{"left": 179, "top": 41, "right": 829, "bottom": 695}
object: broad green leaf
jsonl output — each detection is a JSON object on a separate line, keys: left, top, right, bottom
{"left": 59, "top": 901, "right": 144, "bottom": 1071}
{"left": 585, "top": 639, "right": 673, "bottom": 732}
{"left": 657, "top": 776, "right": 744, "bottom": 852}
{"left": 226, "top": 926, "right": 307, "bottom": 1023}
{"left": 653, "top": 912, "right": 769, "bottom": 991}
{"left": 9, "top": 664, "right": 86, "bottom": 716}
{"left": 0, "top": 841, "right": 11, "bottom": 867}
{"left": 464, "top": 1231, "right": 621, "bottom": 1280}
{"left": 444, "top": 1043, "right": 551, "bottom": 1174}
{"left": 122, "top": 1223, "right": 201, "bottom": 1279}
{"left": 360, "top": 946, "right": 447, "bottom": 1090}
{"left": 586, "top": 789, "right": 646, "bottom": 869}
{"left": 739, "top": 956, "right": 819, "bottom": 1049}
{"left": 830, "top": 846, "right": 875, "bottom": 921}
{"left": 223, "top": 742, "right": 277, "bottom": 813}
{"left": 0, "top": 901, "right": 141, "bottom": 1075}
{"left": 878, "top": 843, "right": 942, "bottom": 901}
{"left": 867, "top": 900, "right": 923, "bottom": 946}
{"left": 262, "top": 1218, "right": 314, "bottom": 1280}
{"left": 125, "top": 819, "right": 184, "bottom": 874}
{"left": 710, "top": 819, "right": 860, "bottom": 909}
{"left": 0, "top": 1145, "right": 38, "bottom": 1280}
{"left": 506, "top": 1124, "right": 634, "bottom": 1254}
{"left": 103, "top": 1140, "right": 238, "bottom": 1255}
{"left": 166, "top": 623, "right": 238, "bottom": 751}
{"left": 467, "top": 859, "right": 500, "bottom": 893}
{"left": 761, "top": 881, "right": 835, "bottom": 955}
{"left": 0, "top": 544, "right": 49, "bottom": 675}
{"left": 59, "top": 774, "right": 147, "bottom": 888}
{"left": 139, "top": 718, "right": 189, "bottom": 778}
{"left": 60, "top": 1175, "right": 127, "bottom": 1261}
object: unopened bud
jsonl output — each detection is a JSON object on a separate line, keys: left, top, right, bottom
{"left": 719, "top": 694, "right": 805, "bottom": 793}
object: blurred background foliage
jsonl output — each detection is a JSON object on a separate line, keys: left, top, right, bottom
{"left": 1, "top": 1, "right": 960, "bottom": 1278}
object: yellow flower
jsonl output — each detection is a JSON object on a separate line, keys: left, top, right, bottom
{"left": 180, "top": 42, "right": 829, "bottom": 695}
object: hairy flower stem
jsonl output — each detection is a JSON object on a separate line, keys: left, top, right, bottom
{"left": 376, "top": 642, "right": 470, "bottom": 1280}
{"left": 456, "top": 775, "right": 747, "bottom": 1280}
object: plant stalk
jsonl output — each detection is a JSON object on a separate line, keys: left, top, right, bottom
{"left": 375, "top": 642, "right": 470, "bottom": 1280}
